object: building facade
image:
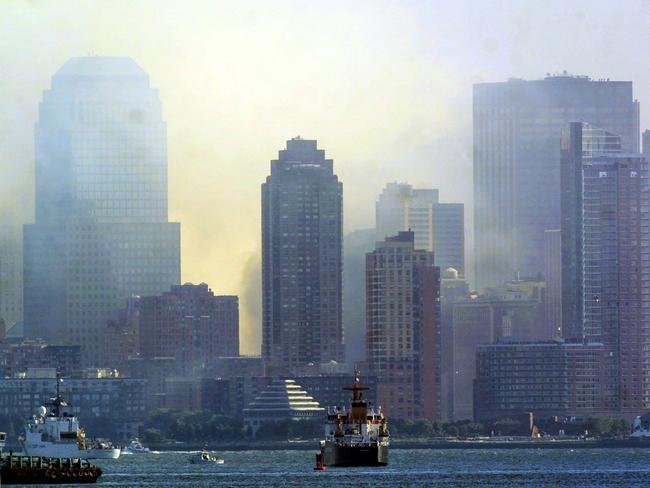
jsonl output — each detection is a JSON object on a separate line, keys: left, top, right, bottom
{"left": 451, "top": 287, "right": 546, "bottom": 420}
{"left": 474, "top": 75, "right": 639, "bottom": 291}
{"left": 343, "top": 228, "right": 375, "bottom": 364}
{"left": 582, "top": 154, "right": 650, "bottom": 412}
{"left": 112, "top": 283, "right": 239, "bottom": 376}
{"left": 0, "top": 227, "right": 23, "bottom": 331}
{"left": 23, "top": 57, "right": 180, "bottom": 364}
{"left": 543, "top": 229, "right": 562, "bottom": 339}
{"left": 375, "top": 183, "right": 464, "bottom": 276}
{"left": 560, "top": 122, "right": 623, "bottom": 341}
{"left": 439, "top": 267, "right": 470, "bottom": 421}
{"left": 0, "top": 341, "right": 80, "bottom": 378}
{"left": 474, "top": 340, "right": 605, "bottom": 421}
{"left": 0, "top": 376, "right": 146, "bottom": 440}
{"left": 561, "top": 121, "right": 650, "bottom": 412}
{"left": 366, "top": 231, "right": 441, "bottom": 421}
{"left": 262, "top": 137, "right": 344, "bottom": 374}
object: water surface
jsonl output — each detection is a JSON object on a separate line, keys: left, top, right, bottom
{"left": 91, "top": 448, "right": 650, "bottom": 487}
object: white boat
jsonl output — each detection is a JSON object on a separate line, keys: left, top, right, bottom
{"left": 19, "top": 388, "right": 121, "bottom": 459}
{"left": 189, "top": 450, "right": 224, "bottom": 464}
{"left": 122, "top": 438, "right": 150, "bottom": 454}
{"left": 631, "top": 416, "right": 650, "bottom": 438}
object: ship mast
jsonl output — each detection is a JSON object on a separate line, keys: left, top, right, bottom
{"left": 344, "top": 367, "right": 369, "bottom": 423}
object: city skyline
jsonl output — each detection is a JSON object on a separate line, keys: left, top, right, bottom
{"left": 5, "top": 1, "right": 650, "bottom": 354}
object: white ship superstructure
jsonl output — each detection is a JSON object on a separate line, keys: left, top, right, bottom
{"left": 20, "top": 391, "right": 120, "bottom": 459}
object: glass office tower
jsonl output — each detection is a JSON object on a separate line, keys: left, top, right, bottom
{"left": 474, "top": 74, "right": 639, "bottom": 290}
{"left": 23, "top": 57, "right": 180, "bottom": 365}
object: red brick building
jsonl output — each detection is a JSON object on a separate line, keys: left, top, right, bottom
{"left": 365, "top": 231, "right": 441, "bottom": 421}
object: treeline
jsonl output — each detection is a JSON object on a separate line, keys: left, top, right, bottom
{"left": 387, "top": 417, "right": 631, "bottom": 439}
{"left": 535, "top": 417, "right": 630, "bottom": 439}
{"left": 141, "top": 409, "right": 245, "bottom": 444}
{"left": 390, "top": 419, "right": 487, "bottom": 438}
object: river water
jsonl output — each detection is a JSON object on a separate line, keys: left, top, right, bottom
{"left": 90, "top": 448, "right": 650, "bottom": 487}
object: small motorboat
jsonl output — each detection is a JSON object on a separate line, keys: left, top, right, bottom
{"left": 123, "top": 438, "right": 150, "bottom": 454}
{"left": 189, "top": 449, "right": 224, "bottom": 464}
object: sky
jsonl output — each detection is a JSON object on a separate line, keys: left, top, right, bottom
{"left": 2, "top": 0, "right": 650, "bottom": 353}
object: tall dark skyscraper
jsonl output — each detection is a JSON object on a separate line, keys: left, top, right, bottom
{"left": 262, "top": 137, "right": 344, "bottom": 374}
{"left": 474, "top": 74, "right": 639, "bottom": 291}
{"left": 23, "top": 57, "right": 180, "bottom": 364}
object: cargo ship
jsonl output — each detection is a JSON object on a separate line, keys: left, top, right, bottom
{"left": 316, "top": 369, "right": 389, "bottom": 467}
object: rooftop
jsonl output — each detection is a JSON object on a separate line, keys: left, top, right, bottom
{"left": 53, "top": 56, "right": 147, "bottom": 81}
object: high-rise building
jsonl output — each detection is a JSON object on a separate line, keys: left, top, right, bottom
{"left": 262, "top": 137, "right": 344, "bottom": 374}
{"left": 474, "top": 75, "right": 639, "bottom": 291}
{"left": 0, "top": 226, "right": 23, "bottom": 331}
{"left": 560, "top": 121, "right": 650, "bottom": 412}
{"left": 543, "top": 229, "right": 561, "bottom": 339}
{"left": 366, "top": 231, "right": 441, "bottom": 421}
{"left": 23, "top": 57, "right": 180, "bottom": 364}
{"left": 561, "top": 123, "right": 623, "bottom": 341}
{"left": 375, "top": 183, "right": 464, "bottom": 276}
{"left": 343, "top": 228, "right": 375, "bottom": 364}
{"left": 474, "top": 340, "right": 605, "bottom": 421}
{"left": 582, "top": 154, "right": 649, "bottom": 412}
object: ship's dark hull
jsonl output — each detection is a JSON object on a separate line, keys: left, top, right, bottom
{"left": 322, "top": 443, "right": 388, "bottom": 467}
{"left": 0, "top": 455, "right": 101, "bottom": 484}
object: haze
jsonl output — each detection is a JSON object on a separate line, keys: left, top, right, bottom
{"left": 2, "top": 0, "right": 650, "bottom": 353}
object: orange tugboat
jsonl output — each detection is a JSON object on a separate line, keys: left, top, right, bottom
{"left": 315, "top": 368, "right": 389, "bottom": 468}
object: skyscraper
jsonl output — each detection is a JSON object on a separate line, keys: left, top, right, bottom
{"left": 23, "top": 57, "right": 180, "bottom": 364}
{"left": 582, "top": 154, "right": 649, "bottom": 411}
{"left": 375, "top": 183, "right": 464, "bottom": 276}
{"left": 561, "top": 122, "right": 622, "bottom": 340}
{"left": 561, "top": 121, "right": 650, "bottom": 412}
{"left": 474, "top": 74, "right": 639, "bottom": 291}
{"left": 366, "top": 231, "right": 441, "bottom": 421}
{"left": 261, "top": 137, "right": 344, "bottom": 374}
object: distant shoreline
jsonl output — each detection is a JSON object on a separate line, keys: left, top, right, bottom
{"left": 6, "top": 438, "right": 650, "bottom": 452}
{"left": 141, "top": 439, "right": 650, "bottom": 451}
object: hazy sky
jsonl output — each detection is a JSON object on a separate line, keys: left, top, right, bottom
{"left": 2, "top": 0, "right": 650, "bottom": 353}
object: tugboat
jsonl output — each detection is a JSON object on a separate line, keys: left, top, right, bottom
{"left": 316, "top": 368, "right": 389, "bottom": 467}
{"left": 19, "top": 381, "right": 120, "bottom": 459}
